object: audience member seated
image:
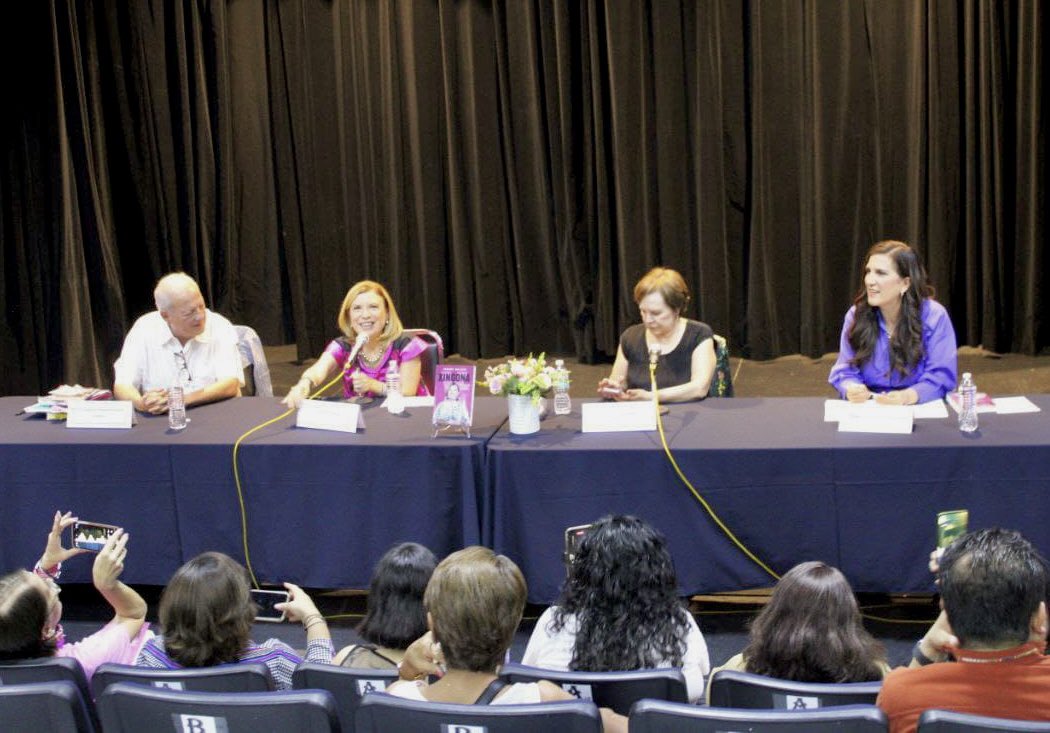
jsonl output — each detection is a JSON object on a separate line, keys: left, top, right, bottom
{"left": 0, "top": 511, "right": 150, "bottom": 679}
{"left": 828, "top": 240, "right": 957, "bottom": 405}
{"left": 390, "top": 546, "right": 627, "bottom": 732}
{"left": 877, "top": 529, "right": 1050, "bottom": 733}
{"left": 135, "top": 552, "right": 332, "bottom": 689}
{"left": 522, "top": 515, "right": 709, "bottom": 703}
{"left": 114, "top": 272, "right": 243, "bottom": 414}
{"left": 334, "top": 542, "right": 437, "bottom": 669}
{"left": 282, "top": 280, "right": 430, "bottom": 407}
{"left": 597, "top": 267, "right": 717, "bottom": 402}
{"left": 707, "top": 561, "right": 888, "bottom": 699}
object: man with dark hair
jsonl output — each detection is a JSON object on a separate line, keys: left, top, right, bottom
{"left": 878, "top": 528, "right": 1050, "bottom": 732}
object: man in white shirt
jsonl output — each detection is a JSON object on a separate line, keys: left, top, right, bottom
{"left": 113, "top": 273, "right": 243, "bottom": 414}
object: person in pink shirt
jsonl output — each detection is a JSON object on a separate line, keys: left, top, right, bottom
{"left": 0, "top": 511, "right": 150, "bottom": 680}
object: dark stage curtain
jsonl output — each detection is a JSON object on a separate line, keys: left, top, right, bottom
{"left": 1, "top": 0, "right": 1045, "bottom": 395}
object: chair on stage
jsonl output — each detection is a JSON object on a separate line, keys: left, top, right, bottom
{"left": 97, "top": 683, "right": 339, "bottom": 733}
{"left": 234, "top": 324, "right": 273, "bottom": 397}
{"left": 354, "top": 692, "right": 602, "bottom": 733}
{"left": 917, "top": 709, "right": 1050, "bottom": 732}
{"left": 91, "top": 661, "right": 274, "bottom": 698}
{"left": 629, "top": 699, "right": 888, "bottom": 732}
{"left": 0, "top": 680, "right": 97, "bottom": 733}
{"left": 500, "top": 662, "right": 687, "bottom": 716}
{"left": 402, "top": 328, "right": 444, "bottom": 393}
{"left": 292, "top": 661, "right": 399, "bottom": 732}
{"left": 708, "top": 669, "right": 882, "bottom": 709}
{"left": 709, "top": 333, "right": 734, "bottom": 397}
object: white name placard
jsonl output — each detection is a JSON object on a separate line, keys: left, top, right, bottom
{"left": 296, "top": 399, "right": 365, "bottom": 433}
{"left": 837, "top": 403, "right": 914, "bottom": 434}
{"left": 66, "top": 400, "right": 133, "bottom": 429}
{"left": 581, "top": 401, "right": 657, "bottom": 433}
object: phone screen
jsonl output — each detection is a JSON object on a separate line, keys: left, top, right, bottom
{"left": 936, "top": 509, "right": 969, "bottom": 549}
{"left": 563, "top": 523, "right": 594, "bottom": 567}
{"left": 70, "top": 521, "right": 119, "bottom": 552}
{"left": 250, "top": 589, "right": 290, "bottom": 622}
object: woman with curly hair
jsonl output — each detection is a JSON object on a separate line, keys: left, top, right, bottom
{"left": 828, "top": 240, "right": 957, "bottom": 405}
{"left": 708, "top": 561, "right": 888, "bottom": 697}
{"left": 521, "top": 515, "right": 709, "bottom": 703}
{"left": 135, "top": 552, "right": 332, "bottom": 689}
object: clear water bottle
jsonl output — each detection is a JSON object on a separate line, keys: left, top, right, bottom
{"left": 958, "top": 372, "right": 978, "bottom": 433}
{"left": 168, "top": 385, "right": 187, "bottom": 430}
{"left": 553, "top": 359, "right": 572, "bottom": 416}
{"left": 385, "top": 360, "right": 404, "bottom": 414}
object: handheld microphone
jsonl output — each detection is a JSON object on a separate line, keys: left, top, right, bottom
{"left": 649, "top": 346, "right": 661, "bottom": 366}
{"left": 344, "top": 333, "right": 369, "bottom": 374}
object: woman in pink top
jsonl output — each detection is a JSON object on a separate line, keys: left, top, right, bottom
{"left": 282, "top": 280, "right": 429, "bottom": 407}
{"left": 0, "top": 511, "right": 150, "bottom": 680}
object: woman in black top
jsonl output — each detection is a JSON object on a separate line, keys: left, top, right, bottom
{"left": 597, "top": 267, "right": 716, "bottom": 402}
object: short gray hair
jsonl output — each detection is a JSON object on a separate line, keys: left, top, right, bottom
{"left": 154, "top": 273, "right": 201, "bottom": 312}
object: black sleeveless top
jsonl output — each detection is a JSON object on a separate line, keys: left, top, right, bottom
{"left": 620, "top": 320, "right": 713, "bottom": 390}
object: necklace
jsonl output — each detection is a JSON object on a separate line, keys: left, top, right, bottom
{"left": 358, "top": 346, "right": 385, "bottom": 367}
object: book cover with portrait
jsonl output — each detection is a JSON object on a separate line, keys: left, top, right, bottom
{"left": 433, "top": 364, "right": 476, "bottom": 428}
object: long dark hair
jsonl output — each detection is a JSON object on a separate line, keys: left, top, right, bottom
{"left": 159, "top": 552, "right": 255, "bottom": 667}
{"left": 357, "top": 542, "right": 437, "bottom": 650}
{"left": 552, "top": 515, "right": 690, "bottom": 671}
{"left": 848, "top": 240, "right": 935, "bottom": 376}
{"left": 743, "top": 561, "right": 885, "bottom": 683}
{"left": 0, "top": 571, "right": 57, "bottom": 660}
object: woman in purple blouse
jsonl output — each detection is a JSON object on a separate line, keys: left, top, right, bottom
{"left": 829, "top": 241, "right": 957, "bottom": 405}
{"left": 282, "top": 280, "right": 429, "bottom": 407}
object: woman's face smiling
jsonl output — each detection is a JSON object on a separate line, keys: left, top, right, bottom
{"left": 864, "top": 253, "right": 910, "bottom": 312}
{"left": 349, "top": 290, "right": 387, "bottom": 341}
{"left": 638, "top": 292, "right": 679, "bottom": 339}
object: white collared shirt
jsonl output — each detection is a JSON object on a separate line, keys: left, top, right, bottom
{"left": 113, "top": 309, "right": 244, "bottom": 392}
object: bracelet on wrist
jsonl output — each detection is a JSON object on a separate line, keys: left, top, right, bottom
{"left": 397, "top": 660, "right": 425, "bottom": 681}
{"left": 912, "top": 639, "right": 941, "bottom": 666}
{"left": 303, "top": 618, "right": 327, "bottom": 632}
{"left": 301, "top": 613, "right": 324, "bottom": 628}
{"left": 34, "top": 561, "right": 61, "bottom": 580}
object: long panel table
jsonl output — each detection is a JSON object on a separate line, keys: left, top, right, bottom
{"left": 5, "top": 394, "right": 1050, "bottom": 601}
{"left": 0, "top": 395, "right": 505, "bottom": 587}
{"left": 485, "top": 396, "right": 1050, "bottom": 603}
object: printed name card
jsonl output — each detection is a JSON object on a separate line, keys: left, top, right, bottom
{"left": 66, "top": 400, "right": 133, "bottom": 429}
{"left": 581, "top": 401, "right": 657, "bottom": 433}
{"left": 296, "top": 399, "right": 365, "bottom": 433}
{"left": 837, "top": 403, "right": 914, "bottom": 434}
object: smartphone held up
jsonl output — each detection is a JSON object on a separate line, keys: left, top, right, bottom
{"left": 251, "top": 589, "right": 290, "bottom": 622}
{"left": 936, "top": 509, "right": 969, "bottom": 549}
{"left": 69, "top": 520, "right": 119, "bottom": 552}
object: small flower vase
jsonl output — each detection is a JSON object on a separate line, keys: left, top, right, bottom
{"left": 507, "top": 393, "right": 541, "bottom": 435}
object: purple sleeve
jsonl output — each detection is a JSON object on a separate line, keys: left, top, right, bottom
{"left": 911, "top": 301, "right": 958, "bottom": 403}
{"left": 396, "top": 336, "right": 428, "bottom": 363}
{"left": 323, "top": 339, "right": 349, "bottom": 370}
{"left": 828, "top": 307, "right": 862, "bottom": 398}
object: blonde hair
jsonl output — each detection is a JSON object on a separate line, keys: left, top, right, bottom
{"left": 424, "top": 546, "right": 527, "bottom": 673}
{"left": 336, "top": 280, "right": 404, "bottom": 344}
{"left": 633, "top": 267, "right": 690, "bottom": 314}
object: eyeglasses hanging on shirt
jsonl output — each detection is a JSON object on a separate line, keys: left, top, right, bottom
{"left": 174, "top": 351, "right": 192, "bottom": 388}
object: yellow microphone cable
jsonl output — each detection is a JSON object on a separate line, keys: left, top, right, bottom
{"left": 232, "top": 368, "right": 348, "bottom": 588}
{"left": 649, "top": 359, "right": 781, "bottom": 582}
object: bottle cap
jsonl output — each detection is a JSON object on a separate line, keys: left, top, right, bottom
{"left": 555, "top": 359, "right": 565, "bottom": 368}
{"left": 962, "top": 372, "right": 972, "bottom": 380}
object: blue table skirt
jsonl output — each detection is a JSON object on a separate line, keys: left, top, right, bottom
{"left": 4, "top": 394, "right": 1050, "bottom": 603}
